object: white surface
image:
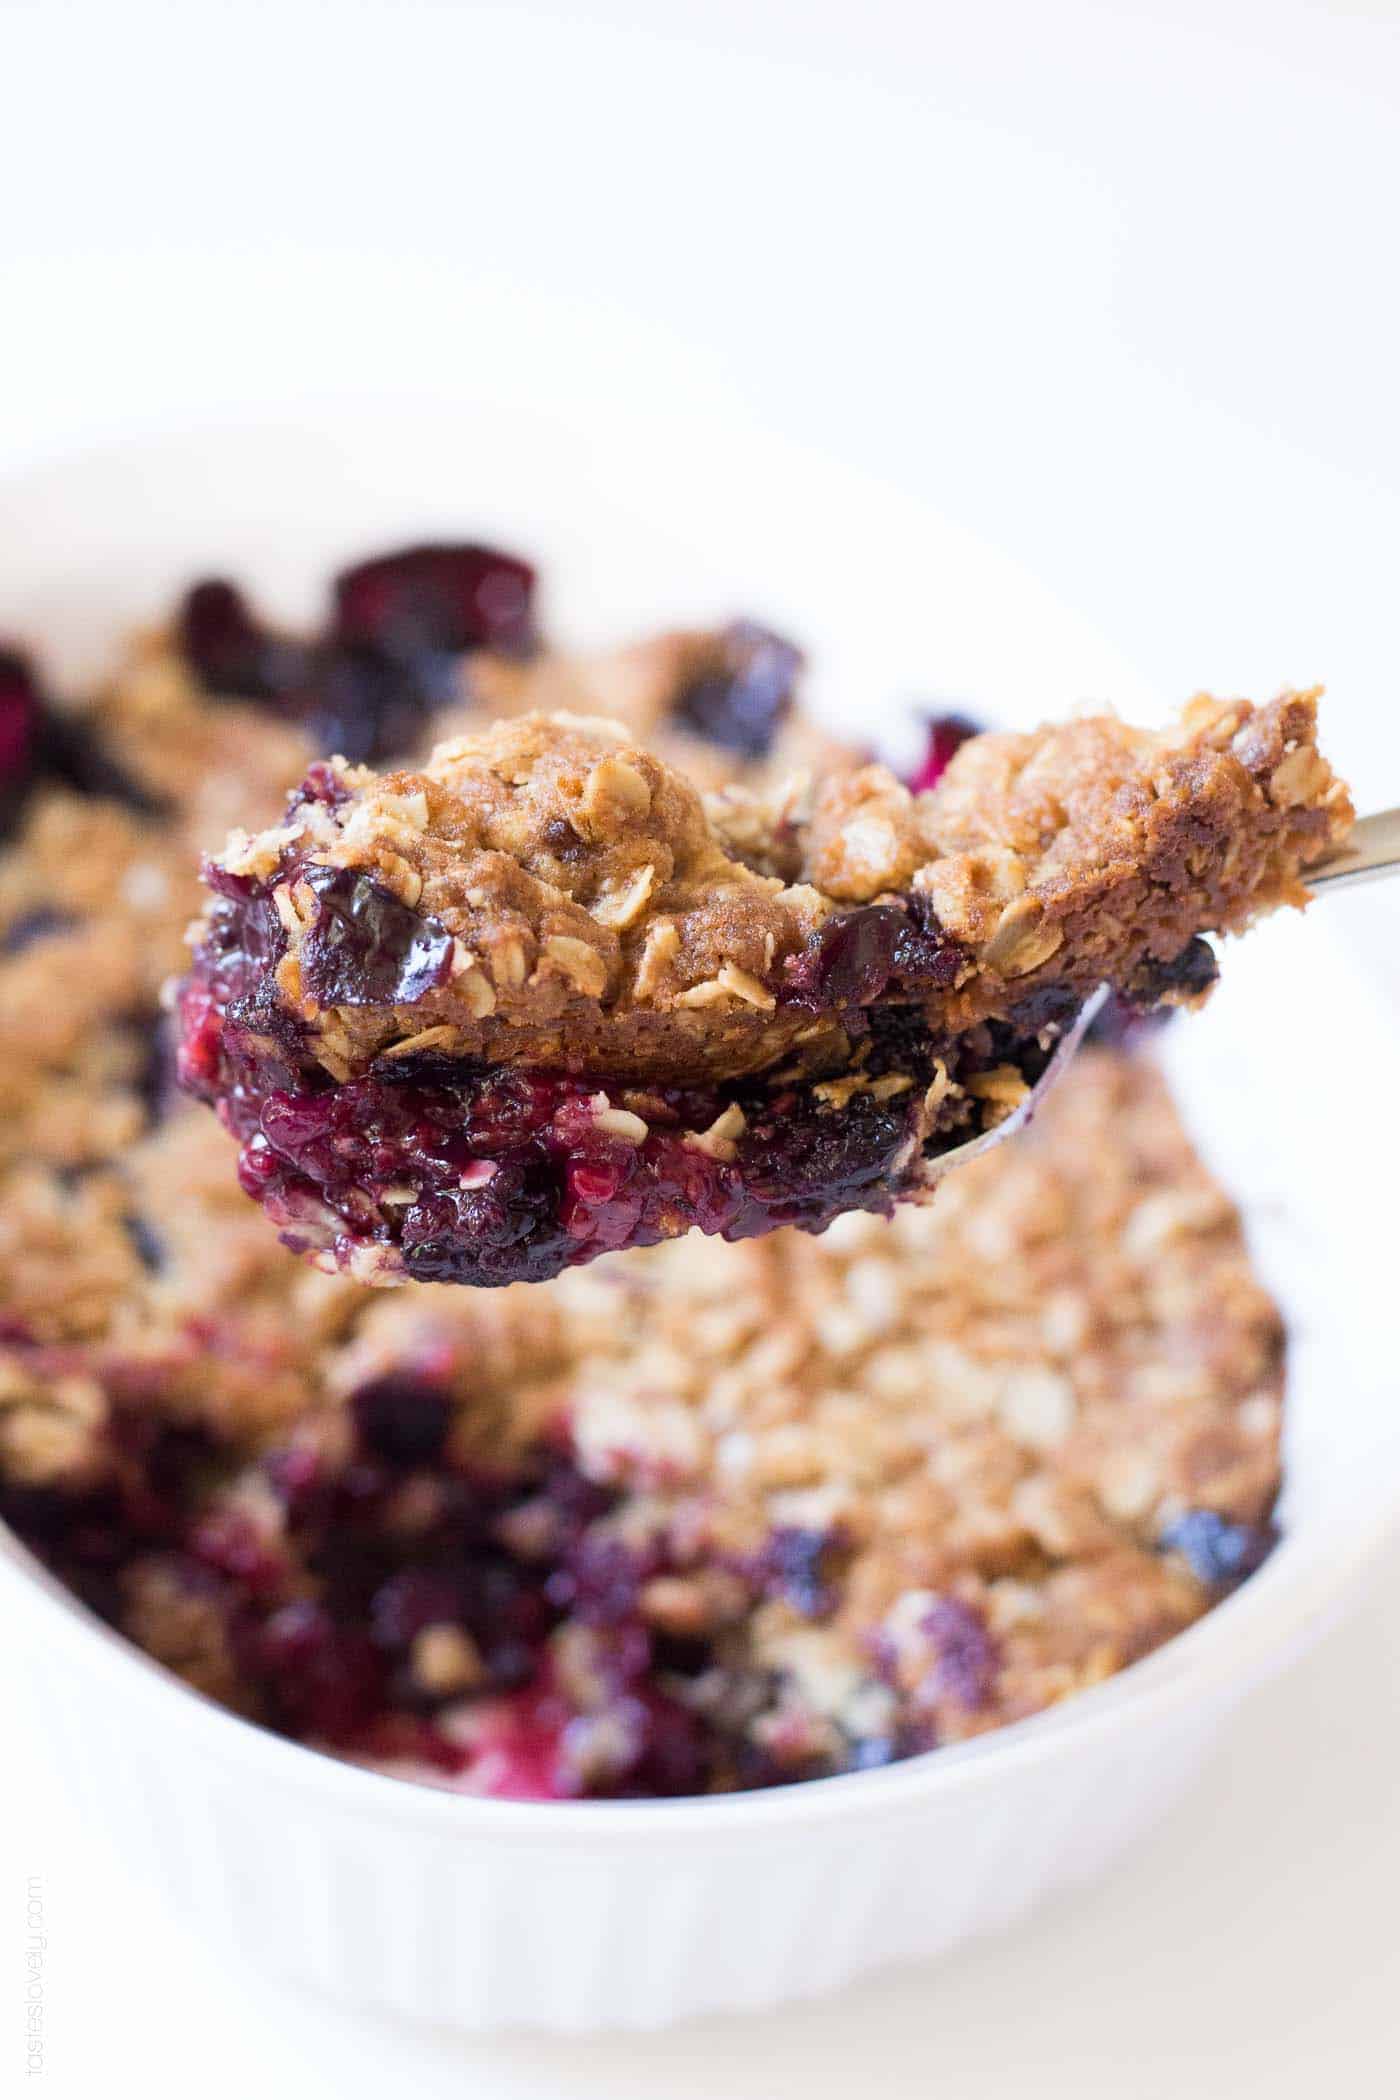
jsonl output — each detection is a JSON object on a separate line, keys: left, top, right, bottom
{"left": 2, "top": 0, "right": 1399, "bottom": 2088}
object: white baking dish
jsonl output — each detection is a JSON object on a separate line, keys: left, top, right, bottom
{"left": 3, "top": 409, "right": 1396, "bottom": 2030}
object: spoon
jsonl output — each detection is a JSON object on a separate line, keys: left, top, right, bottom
{"left": 1306, "top": 808, "right": 1400, "bottom": 892}
{"left": 920, "top": 812, "right": 1400, "bottom": 1188}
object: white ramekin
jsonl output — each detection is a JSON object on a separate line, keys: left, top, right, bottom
{"left": 6, "top": 921, "right": 1399, "bottom": 2031}
{"left": 3, "top": 411, "right": 1397, "bottom": 2029}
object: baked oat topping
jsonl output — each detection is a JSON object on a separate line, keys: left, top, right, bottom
{"left": 177, "top": 692, "right": 1350, "bottom": 1287}
{"left": 190, "top": 694, "right": 1351, "bottom": 1082}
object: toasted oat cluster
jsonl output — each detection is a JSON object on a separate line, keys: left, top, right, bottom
{"left": 0, "top": 539, "right": 1293, "bottom": 1797}
{"left": 178, "top": 693, "right": 1350, "bottom": 1286}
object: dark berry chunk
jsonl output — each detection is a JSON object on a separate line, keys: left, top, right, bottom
{"left": 782, "top": 899, "right": 962, "bottom": 1010}
{"left": 295, "top": 759, "right": 352, "bottom": 810}
{"left": 297, "top": 640, "right": 459, "bottom": 766}
{"left": 1, "top": 643, "right": 164, "bottom": 832}
{"left": 368, "top": 1569, "right": 467, "bottom": 1651}
{"left": 1160, "top": 1509, "right": 1275, "bottom": 1588}
{"left": 758, "top": 1526, "right": 840, "bottom": 1618}
{"left": 332, "top": 542, "right": 537, "bottom": 658}
{"left": 906, "top": 711, "right": 980, "bottom": 793}
{"left": 1137, "top": 936, "right": 1219, "bottom": 1004}
{"left": 351, "top": 1377, "right": 452, "bottom": 1467}
{"left": 733, "top": 1085, "right": 913, "bottom": 1227}
{"left": 0, "top": 648, "right": 43, "bottom": 813}
{"left": 671, "top": 620, "right": 802, "bottom": 759}
{"left": 177, "top": 578, "right": 304, "bottom": 703}
{"left": 1088, "top": 939, "right": 1221, "bottom": 1050}
{"left": 298, "top": 866, "right": 455, "bottom": 1007}
{"left": 2, "top": 906, "right": 75, "bottom": 955}
{"left": 785, "top": 905, "right": 904, "bottom": 1008}
{"left": 249, "top": 1601, "right": 386, "bottom": 1739}
{"left": 40, "top": 706, "right": 166, "bottom": 814}
{"left": 621, "top": 1687, "right": 714, "bottom": 1797}
{"left": 123, "top": 1213, "right": 166, "bottom": 1273}
{"left": 546, "top": 1535, "right": 651, "bottom": 1627}
{"left": 921, "top": 1597, "right": 1000, "bottom": 1710}
{"left": 190, "top": 1510, "right": 285, "bottom": 1594}
{"left": 890, "top": 890, "right": 966, "bottom": 992}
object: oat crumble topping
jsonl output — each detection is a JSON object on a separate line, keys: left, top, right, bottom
{"left": 0, "top": 541, "right": 1305, "bottom": 1795}
{"left": 176, "top": 689, "right": 1350, "bottom": 1287}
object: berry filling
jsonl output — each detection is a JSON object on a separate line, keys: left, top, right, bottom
{"left": 671, "top": 620, "right": 803, "bottom": 758}
{"left": 906, "top": 711, "right": 981, "bottom": 793}
{"left": 0, "top": 1391, "right": 853, "bottom": 1797}
{"left": 0, "top": 648, "right": 42, "bottom": 812}
{"left": 0, "top": 644, "right": 163, "bottom": 836}
{"left": 178, "top": 852, "right": 1073, "bottom": 1287}
{"left": 332, "top": 542, "right": 538, "bottom": 658}
{"left": 7, "top": 1357, "right": 1268, "bottom": 1799}
{"left": 177, "top": 580, "right": 306, "bottom": 703}
{"left": 176, "top": 542, "right": 539, "bottom": 766}
{"left": 1086, "top": 936, "right": 1221, "bottom": 1049}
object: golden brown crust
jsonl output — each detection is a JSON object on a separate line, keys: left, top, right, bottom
{"left": 210, "top": 689, "right": 1352, "bottom": 1090}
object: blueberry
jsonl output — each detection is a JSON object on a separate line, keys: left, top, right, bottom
{"left": 921, "top": 1597, "right": 999, "bottom": 1710}
{"left": 546, "top": 1535, "right": 648, "bottom": 1626}
{"left": 1160, "top": 1509, "right": 1275, "bottom": 1588}
{"left": 250, "top": 1601, "right": 386, "bottom": 1740}
{"left": 351, "top": 1378, "right": 452, "bottom": 1467}
{"left": 760, "top": 1526, "right": 839, "bottom": 1618}
{"left": 332, "top": 542, "right": 537, "bottom": 658}
{"left": 368, "top": 1568, "right": 465, "bottom": 1649}
{"left": 297, "top": 866, "right": 455, "bottom": 1007}
{"left": 1, "top": 907, "right": 75, "bottom": 955}
{"left": 297, "top": 640, "right": 458, "bottom": 766}
{"left": 782, "top": 898, "right": 962, "bottom": 1010}
{"left": 177, "top": 578, "right": 305, "bottom": 703}
{"left": 671, "top": 621, "right": 802, "bottom": 759}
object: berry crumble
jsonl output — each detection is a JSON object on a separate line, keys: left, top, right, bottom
{"left": 2, "top": 1054, "right": 1284, "bottom": 1795}
{"left": 0, "top": 538, "right": 1306, "bottom": 1796}
{"left": 179, "top": 696, "right": 1350, "bottom": 1286}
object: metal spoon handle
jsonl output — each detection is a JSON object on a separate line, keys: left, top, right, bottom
{"left": 1309, "top": 809, "right": 1400, "bottom": 892}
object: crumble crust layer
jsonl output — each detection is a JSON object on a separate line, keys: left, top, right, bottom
{"left": 195, "top": 691, "right": 1351, "bottom": 1090}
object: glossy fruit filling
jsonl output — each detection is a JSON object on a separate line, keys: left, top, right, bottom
{"left": 0, "top": 1353, "right": 1277, "bottom": 1797}
{"left": 0, "top": 644, "right": 164, "bottom": 837}
{"left": 671, "top": 620, "right": 803, "bottom": 758}
{"left": 177, "top": 832, "right": 1072, "bottom": 1286}
{"left": 176, "top": 540, "right": 540, "bottom": 765}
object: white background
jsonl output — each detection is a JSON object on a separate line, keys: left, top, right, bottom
{"left": 3, "top": 0, "right": 1399, "bottom": 2090}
